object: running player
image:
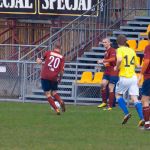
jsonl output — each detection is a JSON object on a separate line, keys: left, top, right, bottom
{"left": 114, "top": 35, "right": 144, "bottom": 126}
{"left": 138, "top": 31, "right": 150, "bottom": 130}
{"left": 36, "top": 42, "right": 65, "bottom": 115}
{"left": 97, "top": 38, "right": 119, "bottom": 110}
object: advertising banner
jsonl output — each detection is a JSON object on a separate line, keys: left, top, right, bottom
{"left": 0, "top": 0, "right": 100, "bottom": 18}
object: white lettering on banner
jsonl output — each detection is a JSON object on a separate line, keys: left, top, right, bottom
{"left": 0, "top": 0, "right": 33, "bottom": 9}
{"left": 42, "top": 0, "right": 92, "bottom": 11}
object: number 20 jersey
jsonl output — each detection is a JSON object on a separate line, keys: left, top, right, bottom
{"left": 117, "top": 46, "right": 139, "bottom": 78}
{"left": 40, "top": 50, "right": 65, "bottom": 81}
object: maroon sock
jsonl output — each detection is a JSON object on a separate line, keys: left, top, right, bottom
{"left": 53, "top": 93, "right": 63, "bottom": 104}
{"left": 143, "top": 106, "right": 150, "bottom": 128}
{"left": 47, "top": 97, "right": 57, "bottom": 110}
{"left": 101, "top": 89, "right": 107, "bottom": 103}
{"left": 108, "top": 92, "right": 115, "bottom": 108}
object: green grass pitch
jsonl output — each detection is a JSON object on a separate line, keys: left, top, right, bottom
{"left": 0, "top": 102, "right": 150, "bottom": 150}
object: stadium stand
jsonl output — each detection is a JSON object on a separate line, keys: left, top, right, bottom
{"left": 140, "top": 24, "right": 150, "bottom": 36}
{"left": 25, "top": 15, "right": 150, "bottom": 103}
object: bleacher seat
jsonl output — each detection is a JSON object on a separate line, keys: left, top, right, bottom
{"left": 77, "top": 72, "right": 93, "bottom": 83}
{"left": 140, "top": 24, "right": 150, "bottom": 36}
{"left": 135, "top": 40, "right": 149, "bottom": 52}
{"left": 91, "top": 72, "right": 104, "bottom": 84}
{"left": 126, "top": 40, "right": 137, "bottom": 50}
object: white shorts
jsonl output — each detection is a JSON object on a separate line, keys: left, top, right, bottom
{"left": 115, "top": 75, "right": 139, "bottom": 96}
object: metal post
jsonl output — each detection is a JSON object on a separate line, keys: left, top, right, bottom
{"left": 148, "top": 0, "right": 150, "bottom": 16}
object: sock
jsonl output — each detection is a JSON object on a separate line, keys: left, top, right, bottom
{"left": 53, "top": 93, "right": 63, "bottom": 104}
{"left": 101, "top": 88, "right": 107, "bottom": 103}
{"left": 117, "top": 97, "right": 129, "bottom": 115}
{"left": 108, "top": 92, "right": 115, "bottom": 108}
{"left": 134, "top": 102, "right": 144, "bottom": 120}
{"left": 143, "top": 106, "right": 150, "bottom": 128}
{"left": 47, "top": 96, "right": 57, "bottom": 110}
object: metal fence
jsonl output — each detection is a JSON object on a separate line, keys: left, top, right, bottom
{"left": 0, "top": 44, "right": 47, "bottom": 60}
{"left": 0, "top": 60, "right": 102, "bottom": 104}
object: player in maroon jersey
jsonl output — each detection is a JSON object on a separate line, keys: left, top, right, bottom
{"left": 97, "top": 38, "right": 119, "bottom": 110}
{"left": 138, "top": 32, "right": 150, "bottom": 130}
{"left": 36, "top": 42, "right": 65, "bottom": 115}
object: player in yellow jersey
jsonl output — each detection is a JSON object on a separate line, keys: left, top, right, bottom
{"left": 114, "top": 35, "right": 144, "bottom": 126}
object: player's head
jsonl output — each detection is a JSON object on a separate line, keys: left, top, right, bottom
{"left": 102, "top": 38, "right": 111, "bottom": 49}
{"left": 148, "top": 31, "right": 150, "bottom": 40}
{"left": 116, "top": 34, "right": 127, "bottom": 47}
{"left": 54, "top": 42, "right": 61, "bottom": 51}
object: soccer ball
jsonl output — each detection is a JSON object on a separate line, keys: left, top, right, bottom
{"left": 51, "top": 101, "right": 61, "bottom": 110}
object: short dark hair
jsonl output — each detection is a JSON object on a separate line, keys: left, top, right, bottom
{"left": 148, "top": 31, "right": 150, "bottom": 40}
{"left": 117, "top": 34, "right": 127, "bottom": 46}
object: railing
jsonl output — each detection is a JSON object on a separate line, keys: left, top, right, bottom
{"left": 0, "top": 60, "right": 102, "bottom": 103}
{"left": 18, "top": 0, "right": 150, "bottom": 61}
{"left": 0, "top": 44, "right": 47, "bottom": 60}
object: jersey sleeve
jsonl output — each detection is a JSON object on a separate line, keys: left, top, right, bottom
{"left": 144, "top": 46, "right": 150, "bottom": 59}
{"left": 60, "top": 57, "right": 65, "bottom": 72}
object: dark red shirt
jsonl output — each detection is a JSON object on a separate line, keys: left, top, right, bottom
{"left": 143, "top": 45, "right": 150, "bottom": 80}
{"left": 40, "top": 50, "right": 64, "bottom": 81}
{"left": 104, "top": 47, "right": 118, "bottom": 76}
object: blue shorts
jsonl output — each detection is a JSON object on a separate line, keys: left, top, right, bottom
{"left": 103, "top": 74, "right": 119, "bottom": 84}
{"left": 41, "top": 79, "right": 58, "bottom": 92}
{"left": 141, "top": 79, "right": 150, "bottom": 96}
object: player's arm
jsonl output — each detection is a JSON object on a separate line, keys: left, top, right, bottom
{"left": 36, "top": 52, "right": 47, "bottom": 64}
{"left": 114, "top": 49, "right": 122, "bottom": 71}
{"left": 140, "top": 59, "right": 150, "bottom": 74}
{"left": 58, "top": 58, "right": 65, "bottom": 83}
{"left": 134, "top": 54, "right": 141, "bottom": 68}
{"left": 115, "top": 56, "right": 122, "bottom": 70}
{"left": 103, "top": 57, "right": 116, "bottom": 63}
{"left": 138, "top": 46, "right": 150, "bottom": 82}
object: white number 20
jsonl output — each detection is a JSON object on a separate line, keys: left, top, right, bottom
{"left": 48, "top": 56, "right": 60, "bottom": 69}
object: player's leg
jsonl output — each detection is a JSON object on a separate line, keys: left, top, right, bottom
{"left": 142, "top": 96, "right": 150, "bottom": 129}
{"left": 130, "top": 76, "right": 144, "bottom": 126}
{"left": 107, "top": 83, "right": 115, "bottom": 110}
{"left": 131, "top": 95, "right": 144, "bottom": 127}
{"left": 41, "top": 79, "right": 60, "bottom": 115}
{"left": 51, "top": 81, "right": 66, "bottom": 112}
{"left": 97, "top": 75, "right": 109, "bottom": 108}
{"left": 51, "top": 90, "right": 66, "bottom": 112}
{"left": 141, "top": 79, "right": 150, "bottom": 130}
{"left": 107, "top": 76, "right": 119, "bottom": 110}
{"left": 116, "top": 77, "right": 131, "bottom": 124}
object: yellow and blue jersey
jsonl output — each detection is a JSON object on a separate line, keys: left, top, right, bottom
{"left": 117, "top": 46, "right": 139, "bottom": 78}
